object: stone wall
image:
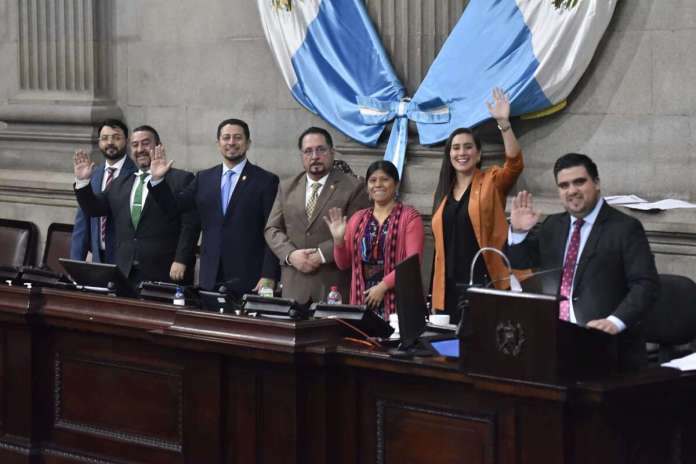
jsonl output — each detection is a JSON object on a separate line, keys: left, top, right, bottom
{"left": 0, "top": 0, "right": 695, "bottom": 278}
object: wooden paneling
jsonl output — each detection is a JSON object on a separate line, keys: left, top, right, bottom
{"left": 377, "top": 400, "right": 495, "bottom": 464}
{"left": 54, "top": 354, "right": 183, "bottom": 449}
{"left": 0, "top": 286, "right": 694, "bottom": 464}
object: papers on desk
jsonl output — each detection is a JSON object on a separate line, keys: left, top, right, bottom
{"left": 604, "top": 195, "right": 696, "bottom": 211}
{"left": 662, "top": 351, "right": 696, "bottom": 371}
{"left": 604, "top": 195, "right": 648, "bottom": 205}
{"left": 624, "top": 199, "right": 696, "bottom": 211}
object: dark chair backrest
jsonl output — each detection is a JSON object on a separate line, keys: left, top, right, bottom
{"left": 642, "top": 274, "right": 696, "bottom": 345}
{"left": 0, "top": 218, "right": 38, "bottom": 267}
{"left": 42, "top": 223, "right": 74, "bottom": 274}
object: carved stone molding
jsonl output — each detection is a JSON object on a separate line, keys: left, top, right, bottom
{"left": 0, "top": 0, "right": 120, "bottom": 125}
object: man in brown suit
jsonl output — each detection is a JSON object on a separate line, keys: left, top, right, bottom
{"left": 265, "top": 127, "right": 369, "bottom": 304}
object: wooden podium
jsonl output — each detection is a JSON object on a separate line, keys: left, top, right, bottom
{"left": 465, "top": 287, "right": 617, "bottom": 382}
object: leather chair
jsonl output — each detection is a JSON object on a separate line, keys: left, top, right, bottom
{"left": 642, "top": 274, "right": 696, "bottom": 363}
{"left": 0, "top": 218, "right": 38, "bottom": 267}
{"left": 42, "top": 223, "right": 74, "bottom": 274}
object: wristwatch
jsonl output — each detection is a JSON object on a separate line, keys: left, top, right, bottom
{"left": 497, "top": 123, "right": 511, "bottom": 132}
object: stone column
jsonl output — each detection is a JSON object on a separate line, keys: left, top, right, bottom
{"left": 0, "top": 0, "right": 120, "bottom": 252}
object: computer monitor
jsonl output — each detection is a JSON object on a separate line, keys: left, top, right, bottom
{"left": 394, "top": 254, "right": 428, "bottom": 349}
{"left": 311, "top": 303, "right": 394, "bottom": 338}
{"left": 59, "top": 258, "right": 138, "bottom": 298}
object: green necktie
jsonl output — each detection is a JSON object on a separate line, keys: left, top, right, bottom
{"left": 131, "top": 171, "right": 149, "bottom": 228}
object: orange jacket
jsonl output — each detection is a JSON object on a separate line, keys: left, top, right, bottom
{"left": 431, "top": 153, "right": 524, "bottom": 310}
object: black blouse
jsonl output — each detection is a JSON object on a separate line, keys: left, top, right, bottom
{"left": 442, "top": 187, "right": 487, "bottom": 286}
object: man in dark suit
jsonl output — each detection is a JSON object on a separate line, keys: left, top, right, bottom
{"left": 70, "top": 119, "right": 137, "bottom": 263}
{"left": 265, "top": 127, "right": 369, "bottom": 304}
{"left": 148, "top": 118, "right": 279, "bottom": 294}
{"left": 73, "top": 125, "right": 199, "bottom": 285}
{"left": 508, "top": 153, "right": 659, "bottom": 368}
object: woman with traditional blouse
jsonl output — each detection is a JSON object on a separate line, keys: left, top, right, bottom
{"left": 431, "top": 88, "right": 524, "bottom": 323}
{"left": 325, "top": 160, "right": 424, "bottom": 318}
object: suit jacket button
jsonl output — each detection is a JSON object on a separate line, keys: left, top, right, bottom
{"left": 306, "top": 232, "right": 311, "bottom": 237}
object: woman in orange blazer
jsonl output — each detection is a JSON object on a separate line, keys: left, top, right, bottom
{"left": 431, "top": 87, "right": 523, "bottom": 323}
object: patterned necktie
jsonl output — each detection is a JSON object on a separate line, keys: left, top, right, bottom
{"left": 221, "top": 170, "right": 235, "bottom": 214}
{"left": 559, "top": 218, "right": 585, "bottom": 321}
{"left": 306, "top": 182, "right": 321, "bottom": 219}
{"left": 131, "top": 171, "right": 149, "bottom": 228}
{"left": 100, "top": 167, "right": 117, "bottom": 248}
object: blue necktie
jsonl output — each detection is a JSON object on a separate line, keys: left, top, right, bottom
{"left": 221, "top": 170, "right": 234, "bottom": 214}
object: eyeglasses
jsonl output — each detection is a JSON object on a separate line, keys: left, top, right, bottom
{"left": 302, "top": 146, "right": 330, "bottom": 157}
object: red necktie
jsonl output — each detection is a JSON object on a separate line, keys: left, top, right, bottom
{"left": 99, "top": 167, "right": 116, "bottom": 249}
{"left": 559, "top": 218, "right": 584, "bottom": 321}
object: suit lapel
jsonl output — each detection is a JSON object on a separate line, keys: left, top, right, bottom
{"left": 139, "top": 173, "right": 155, "bottom": 225}
{"left": 289, "top": 174, "right": 309, "bottom": 227}
{"left": 224, "top": 162, "right": 251, "bottom": 221}
{"left": 211, "top": 165, "right": 224, "bottom": 218}
{"left": 552, "top": 213, "right": 571, "bottom": 269}
{"left": 118, "top": 173, "right": 138, "bottom": 232}
{"left": 307, "top": 171, "right": 339, "bottom": 229}
{"left": 573, "top": 204, "right": 608, "bottom": 287}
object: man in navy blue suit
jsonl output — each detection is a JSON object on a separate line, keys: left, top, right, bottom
{"left": 148, "top": 118, "right": 280, "bottom": 294}
{"left": 69, "top": 119, "right": 136, "bottom": 263}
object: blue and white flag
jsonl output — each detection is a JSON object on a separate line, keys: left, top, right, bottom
{"left": 257, "top": 0, "right": 404, "bottom": 146}
{"left": 259, "top": 0, "right": 616, "bottom": 174}
{"left": 413, "top": 0, "right": 617, "bottom": 145}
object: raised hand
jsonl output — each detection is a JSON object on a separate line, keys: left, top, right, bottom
{"left": 485, "top": 87, "right": 511, "bottom": 124}
{"left": 73, "top": 149, "right": 95, "bottom": 180}
{"left": 511, "top": 191, "right": 541, "bottom": 232}
{"left": 150, "top": 144, "right": 174, "bottom": 181}
{"left": 323, "top": 207, "right": 347, "bottom": 245}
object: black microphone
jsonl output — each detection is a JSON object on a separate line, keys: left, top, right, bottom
{"left": 487, "top": 267, "right": 563, "bottom": 295}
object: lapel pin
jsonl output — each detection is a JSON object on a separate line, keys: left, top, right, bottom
{"left": 242, "top": 175, "right": 247, "bottom": 181}
{"left": 330, "top": 184, "right": 335, "bottom": 190}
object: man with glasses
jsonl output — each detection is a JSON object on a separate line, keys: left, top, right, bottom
{"left": 148, "top": 118, "right": 279, "bottom": 295}
{"left": 72, "top": 125, "right": 199, "bottom": 285}
{"left": 265, "top": 127, "right": 369, "bottom": 304}
{"left": 70, "top": 119, "right": 137, "bottom": 264}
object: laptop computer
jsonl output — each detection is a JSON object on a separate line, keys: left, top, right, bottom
{"left": 59, "top": 258, "right": 138, "bottom": 298}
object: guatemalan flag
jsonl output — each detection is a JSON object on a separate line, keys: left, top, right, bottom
{"left": 257, "top": 0, "right": 404, "bottom": 146}
{"left": 258, "top": 0, "right": 617, "bottom": 174}
{"left": 414, "top": 0, "right": 618, "bottom": 144}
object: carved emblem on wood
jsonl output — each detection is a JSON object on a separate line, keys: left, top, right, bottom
{"left": 495, "top": 321, "right": 526, "bottom": 357}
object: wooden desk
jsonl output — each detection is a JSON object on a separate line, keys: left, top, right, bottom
{"left": 0, "top": 285, "right": 694, "bottom": 463}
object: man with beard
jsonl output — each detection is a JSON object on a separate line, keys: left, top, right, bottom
{"left": 73, "top": 125, "right": 199, "bottom": 285}
{"left": 148, "top": 118, "right": 279, "bottom": 294}
{"left": 70, "top": 119, "right": 136, "bottom": 263}
{"left": 507, "top": 153, "right": 659, "bottom": 369}
{"left": 265, "top": 127, "right": 369, "bottom": 304}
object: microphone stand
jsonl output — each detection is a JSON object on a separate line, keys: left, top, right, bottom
{"left": 458, "top": 247, "right": 522, "bottom": 344}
